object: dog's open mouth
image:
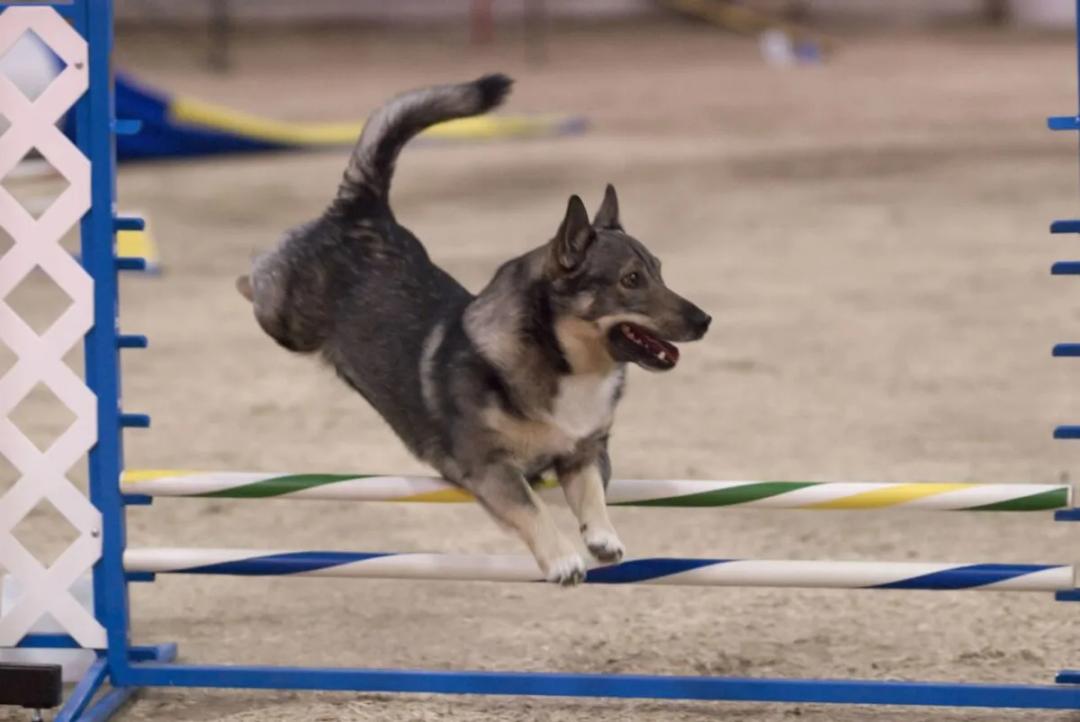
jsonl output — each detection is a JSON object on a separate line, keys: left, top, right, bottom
{"left": 609, "top": 323, "right": 680, "bottom": 371}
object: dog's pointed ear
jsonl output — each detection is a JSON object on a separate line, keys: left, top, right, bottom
{"left": 592, "top": 183, "right": 622, "bottom": 231}
{"left": 552, "top": 194, "right": 596, "bottom": 271}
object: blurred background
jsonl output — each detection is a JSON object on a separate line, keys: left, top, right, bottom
{"left": 107, "top": 0, "right": 1075, "bottom": 73}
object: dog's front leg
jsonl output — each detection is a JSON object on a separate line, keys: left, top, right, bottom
{"left": 467, "top": 464, "right": 586, "bottom": 586}
{"left": 559, "top": 463, "right": 625, "bottom": 564}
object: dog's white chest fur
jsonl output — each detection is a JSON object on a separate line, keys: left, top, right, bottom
{"left": 548, "top": 371, "right": 621, "bottom": 439}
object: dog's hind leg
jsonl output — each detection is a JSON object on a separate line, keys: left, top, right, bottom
{"left": 465, "top": 464, "right": 585, "bottom": 586}
{"left": 558, "top": 462, "right": 625, "bottom": 564}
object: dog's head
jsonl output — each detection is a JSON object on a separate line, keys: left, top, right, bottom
{"left": 545, "top": 185, "right": 710, "bottom": 372}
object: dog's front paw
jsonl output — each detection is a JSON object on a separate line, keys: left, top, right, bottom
{"left": 583, "top": 526, "right": 625, "bottom": 564}
{"left": 544, "top": 553, "right": 587, "bottom": 587}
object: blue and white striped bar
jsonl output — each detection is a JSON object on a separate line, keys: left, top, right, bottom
{"left": 123, "top": 549, "right": 1075, "bottom": 591}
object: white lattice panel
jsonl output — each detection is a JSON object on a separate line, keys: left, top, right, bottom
{"left": 0, "top": 7, "right": 103, "bottom": 648}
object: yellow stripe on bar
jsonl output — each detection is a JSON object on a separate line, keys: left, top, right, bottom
{"left": 402, "top": 488, "right": 476, "bottom": 503}
{"left": 121, "top": 469, "right": 195, "bottom": 483}
{"left": 807, "top": 483, "right": 973, "bottom": 509}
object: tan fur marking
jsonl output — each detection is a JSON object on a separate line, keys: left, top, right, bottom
{"left": 482, "top": 406, "right": 579, "bottom": 461}
{"left": 500, "top": 484, "right": 579, "bottom": 575}
{"left": 235, "top": 275, "right": 253, "bottom": 302}
{"left": 554, "top": 316, "right": 616, "bottom": 375}
{"left": 561, "top": 464, "right": 616, "bottom": 536}
{"left": 562, "top": 463, "right": 624, "bottom": 563}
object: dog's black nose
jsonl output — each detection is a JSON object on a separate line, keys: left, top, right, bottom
{"left": 695, "top": 313, "right": 711, "bottom": 336}
{"left": 686, "top": 304, "right": 712, "bottom": 338}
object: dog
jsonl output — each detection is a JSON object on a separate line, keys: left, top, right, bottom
{"left": 237, "top": 74, "right": 710, "bottom": 585}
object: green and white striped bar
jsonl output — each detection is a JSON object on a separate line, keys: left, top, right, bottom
{"left": 123, "top": 548, "right": 1075, "bottom": 591}
{"left": 122, "top": 470, "right": 1072, "bottom": 511}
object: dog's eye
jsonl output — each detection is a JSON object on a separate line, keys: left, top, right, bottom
{"left": 621, "top": 272, "right": 642, "bottom": 289}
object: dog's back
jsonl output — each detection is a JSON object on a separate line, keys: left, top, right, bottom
{"left": 239, "top": 75, "right": 512, "bottom": 454}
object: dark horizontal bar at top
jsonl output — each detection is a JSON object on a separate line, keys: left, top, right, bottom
{"left": 122, "top": 663, "right": 1080, "bottom": 709}
{"left": 1053, "top": 344, "right": 1080, "bottom": 357}
{"left": 1048, "top": 115, "right": 1080, "bottom": 130}
{"left": 1052, "top": 262, "right": 1080, "bottom": 275}
{"left": 1052, "top": 220, "right": 1080, "bottom": 234}
{"left": 1055, "top": 426, "right": 1080, "bottom": 440}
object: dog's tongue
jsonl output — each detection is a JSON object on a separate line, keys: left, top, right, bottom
{"left": 621, "top": 323, "right": 680, "bottom": 367}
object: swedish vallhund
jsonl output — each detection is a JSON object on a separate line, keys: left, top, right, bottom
{"left": 237, "top": 74, "right": 710, "bottom": 585}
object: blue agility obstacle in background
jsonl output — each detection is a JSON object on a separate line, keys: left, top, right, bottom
{"left": 98, "top": 73, "right": 587, "bottom": 161}
{"left": 4, "top": 0, "right": 1080, "bottom": 718}
{"left": 59, "top": 72, "right": 587, "bottom": 161}
{"left": 108, "top": 73, "right": 281, "bottom": 159}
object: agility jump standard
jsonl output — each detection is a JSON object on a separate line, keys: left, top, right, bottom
{"left": 7, "top": 0, "right": 1080, "bottom": 718}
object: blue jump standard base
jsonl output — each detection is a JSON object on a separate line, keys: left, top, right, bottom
{"left": 55, "top": 645, "right": 177, "bottom": 722}
{"left": 46, "top": 653, "right": 1080, "bottom": 713}
{"left": 5, "top": 0, "right": 1080, "bottom": 716}
{"left": 21, "top": 634, "right": 1080, "bottom": 714}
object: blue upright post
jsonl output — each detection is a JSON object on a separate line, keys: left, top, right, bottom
{"left": 1052, "top": 1, "right": 1080, "bottom": 450}
{"left": 59, "top": 0, "right": 160, "bottom": 717}
{"left": 1050, "top": 0, "right": 1080, "bottom": 687}
{"left": 72, "top": 0, "right": 133, "bottom": 680}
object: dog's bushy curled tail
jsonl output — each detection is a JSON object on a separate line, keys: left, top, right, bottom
{"left": 338, "top": 74, "right": 513, "bottom": 207}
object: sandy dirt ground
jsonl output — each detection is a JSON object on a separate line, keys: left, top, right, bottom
{"left": 7, "top": 17, "right": 1080, "bottom": 722}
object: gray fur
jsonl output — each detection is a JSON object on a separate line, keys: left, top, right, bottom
{"left": 339, "top": 74, "right": 512, "bottom": 205}
{"left": 239, "top": 77, "right": 710, "bottom": 585}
